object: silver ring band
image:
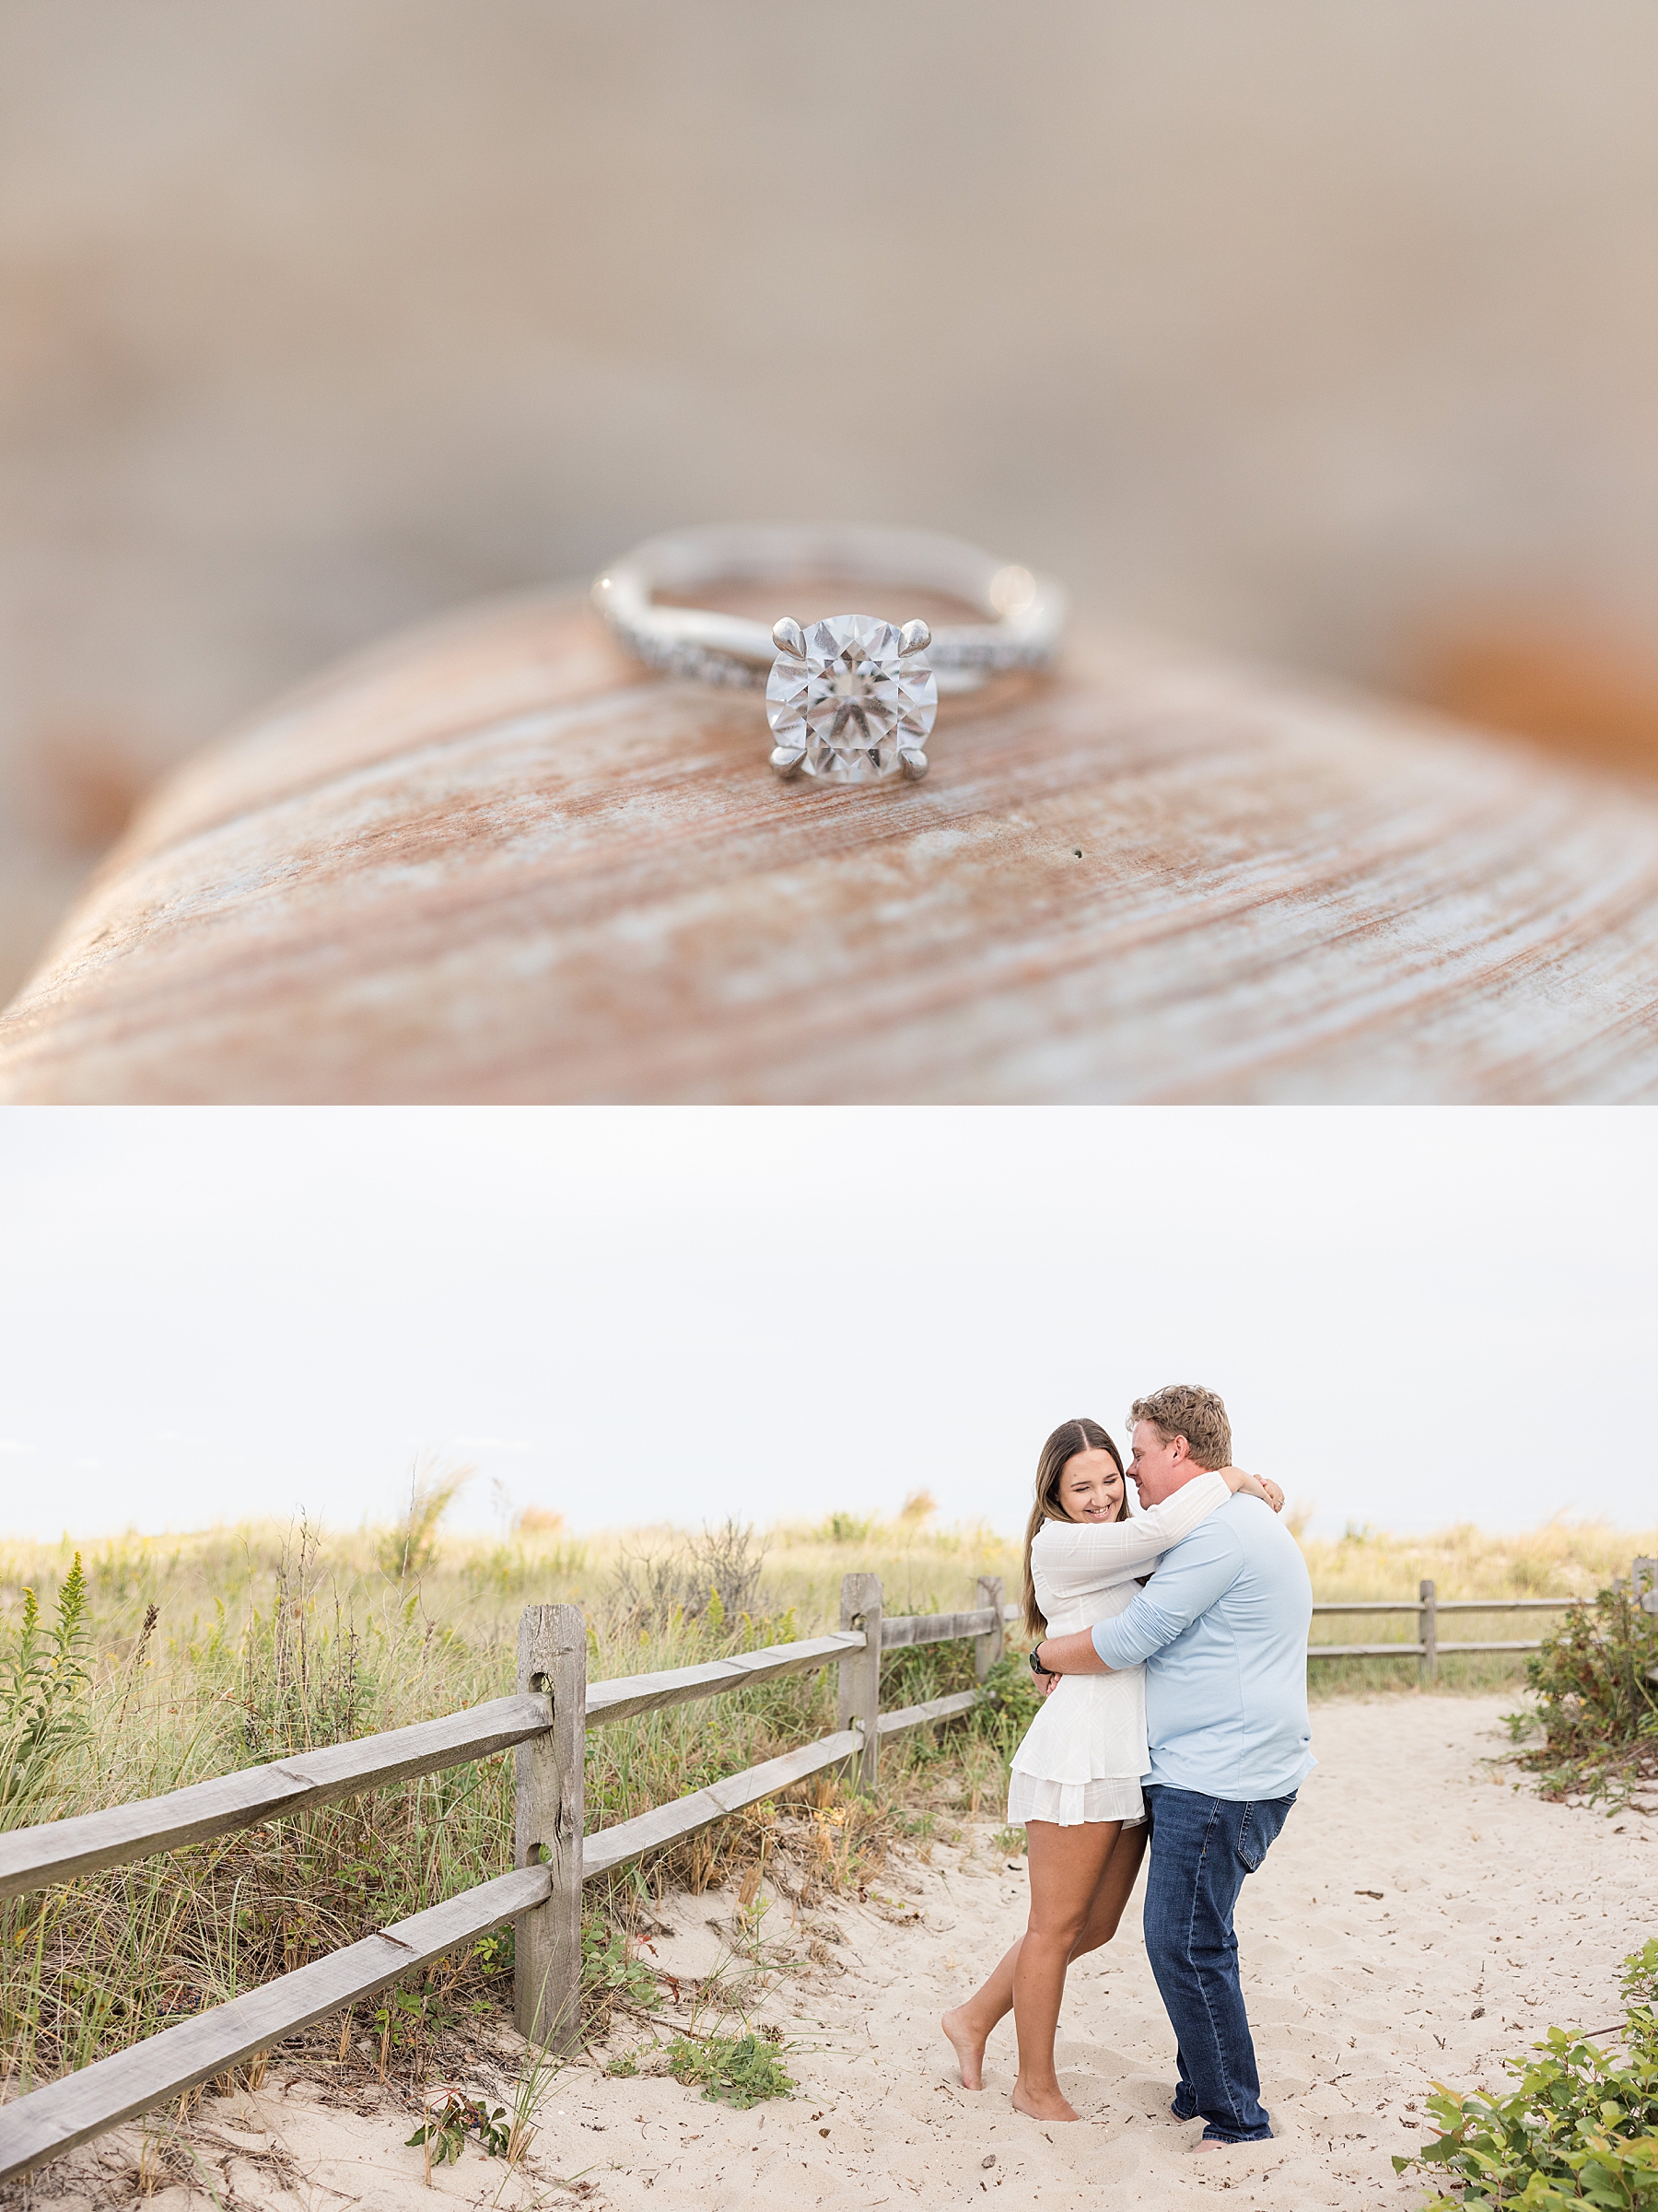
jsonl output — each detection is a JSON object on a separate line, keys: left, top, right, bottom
{"left": 591, "top": 523, "right": 1066, "bottom": 785}
{"left": 592, "top": 523, "right": 1067, "bottom": 696}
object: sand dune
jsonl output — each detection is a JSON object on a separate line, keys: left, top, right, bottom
{"left": 15, "top": 1694, "right": 1652, "bottom": 2211}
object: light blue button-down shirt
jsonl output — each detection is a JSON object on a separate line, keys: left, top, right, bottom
{"left": 1091, "top": 1491, "right": 1315, "bottom": 1801}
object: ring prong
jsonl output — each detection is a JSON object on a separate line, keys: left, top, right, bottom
{"left": 770, "top": 745, "right": 807, "bottom": 780}
{"left": 772, "top": 617, "right": 806, "bottom": 658}
{"left": 898, "top": 619, "right": 931, "bottom": 657}
{"left": 900, "top": 749, "right": 929, "bottom": 781}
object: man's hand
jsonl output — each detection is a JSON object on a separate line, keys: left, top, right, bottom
{"left": 1033, "top": 1627, "right": 1111, "bottom": 1677}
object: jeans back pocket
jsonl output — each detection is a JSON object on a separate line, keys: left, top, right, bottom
{"left": 1234, "top": 1790, "right": 1297, "bottom": 1872}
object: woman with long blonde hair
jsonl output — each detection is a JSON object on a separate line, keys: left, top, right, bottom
{"left": 941, "top": 1416, "right": 1280, "bottom": 2123}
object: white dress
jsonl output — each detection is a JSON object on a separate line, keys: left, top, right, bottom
{"left": 1007, "top": 1472, "right": 1232, "bottom": 1829}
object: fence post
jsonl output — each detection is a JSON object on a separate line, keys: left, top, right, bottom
{"left": 1418, "top": 1578, "right": 1438, "bottom": 1686}
{"left": 975, "top": 1575, "right": 1006, "bottom": 1682}
{"left": 515, "top": 1603, "right": 585, "bottom": 2052}
{"left": 838, "top": 1573, "right": 882, "bottom": 1794}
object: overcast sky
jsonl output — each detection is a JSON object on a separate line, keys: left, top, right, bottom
{"left": 0, "top": 1108, "right": 1652, "bottom": 1545}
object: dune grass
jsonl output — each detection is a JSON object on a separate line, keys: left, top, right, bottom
{"left": 0, "top": 1505, "right": 1652, "bottom": 2095}
{"left": 0, "top": 1508, "right": 1024, "bottom": 2091}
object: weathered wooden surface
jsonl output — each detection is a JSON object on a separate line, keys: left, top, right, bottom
{"left": 1310, "top": 1601, "right": 1423, "bottom": 1615}
{"left": 874, "top": 1690, "right": 982, "bottom": 1738}
{"left": 1436, "top": 1639, "right": 1554, "bottom": 1655}
{"left": 1433, "top": 1598, "right": 1586, "bottom": 1611}
{"left": 880, "top": 1606, "right": 1000, "bottom": 1651}
{"left": 514, "top": 1605, "right": 584, "bottom": 2051}
{"left": 580, "top": 1728, "right": 861, "bottom": 1882}
{"left": 3, "top": 592, "right": 1658, "bottom": 1100}
{"left": 1307, "top": 1643, "right": 1428, "bottom": 1660}
{"left": 1309, "top": 1640, "right": 1549, "bottom": 1659}
{"left": 0, "top": 1692, "right": 549, "bottom": 1901}
{"left": 583, "top": 1630, "right": 865, "bottom": 1728}
{"left": 0, "top": 1864, "right": 547, "bottom": 2182}
{"left": 1310, "top": 1598, "right": 1582, "bottom": 1616}
{"left": 837, "top": 1573, "right": 882, "bottom": 1795}
{"left": 974, "top": 1576, "right": 1006, "bottom": 1682}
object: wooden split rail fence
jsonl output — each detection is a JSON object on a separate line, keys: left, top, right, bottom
{"left": 1306, "top": 1559, "right": 1656, "bottom": 1685}
{"left": 0, "top": 1573, "right": 1010, "bottom": 2183}
{"left": 4, "top": 1558, "right": 1654, "bottom": 2182}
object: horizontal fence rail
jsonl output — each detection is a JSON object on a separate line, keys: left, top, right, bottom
{"left": 581, "top": 1729, "right": 862, "bottom": 1883}
{"left": 1306, "top": 1640, "right": 1558, "bottom": 1659}
{"left": 5, "top": 1559, "right": 1649, "bottom": 2184}
{"left": 877, "top": 1690, "right": 982, "bottom": 1737}
{"left": 583, "top": 1630, "right": 866, "bottom": 1728}
{"left": 1308, "top": 1598, "right": 1595, "bottom": 1615}
{"left": 0, "top": 1693, "right": 553, "bottom": 1902}
{"left": 881, "top": 1605, "right": 1001, "bottom": 1649}
{"left": 0, "top": 1867, "right": 550, "bottom": 2179}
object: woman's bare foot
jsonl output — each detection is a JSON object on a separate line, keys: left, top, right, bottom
{"left": 1011, "top": 2078, "right": 1081, "bottom": 2124}
{"left": 940, "top": 2007, "right": 990, "bottom": 2090}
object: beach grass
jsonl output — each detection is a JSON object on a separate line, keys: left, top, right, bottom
{"left": 0, "top": 1508, "right": 1022, "bottom": 2090}
{"left": 1, "top": 1505, "right": 1652, "bottom": 2091}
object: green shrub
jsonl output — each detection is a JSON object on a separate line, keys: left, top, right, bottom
{"left": 667, "top": 2031, "right": 794, "bottom": 2108}
{"left": 1511, "top": 1579, "right": 1658, "bottom": 1807}
{"left": 1395, "top": 1940, "right": 1658, "bottom": 2208}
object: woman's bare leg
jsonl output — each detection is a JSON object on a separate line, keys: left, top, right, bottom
{"left": 942, "top": 1819, "right": 1148, "bottom": 2093}
{"left": 1065, "top": 1819, "right": 1149, "bottom": 1963}
{"left": 1009, "top": 1820, "right": 1122, "bottom": 2121}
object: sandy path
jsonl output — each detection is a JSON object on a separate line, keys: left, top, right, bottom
{"left": 13, "top": 1694, "right": 1652, "bottom": 2211}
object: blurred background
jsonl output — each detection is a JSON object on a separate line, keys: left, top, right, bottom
{"left": 4, "top": 0, "right": 1658, "bottom": 1001}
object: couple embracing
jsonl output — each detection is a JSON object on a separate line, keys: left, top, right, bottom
{"left": 942, "top": 1384, "right": 1314, "bottom": 2148}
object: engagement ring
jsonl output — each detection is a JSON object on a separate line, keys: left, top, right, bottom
{"left": 592, "top": 523, "right": 1067, "bottom": 785}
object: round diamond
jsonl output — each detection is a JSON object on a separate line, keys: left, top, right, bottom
{"left": 765, "top": 614, "right": 937, "bottom": 782}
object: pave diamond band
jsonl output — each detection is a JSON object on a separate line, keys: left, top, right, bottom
{"left": 592, "top": 523, "right": 1066, "bottom": 784}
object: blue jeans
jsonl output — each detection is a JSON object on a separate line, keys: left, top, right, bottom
{"left": 1142, "top": 1784, "right": 1298, "bottom": 2143}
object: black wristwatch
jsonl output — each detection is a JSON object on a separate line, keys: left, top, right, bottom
{"left": 1028, "top": 1643, "right": 1053, "bottom": 1679}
